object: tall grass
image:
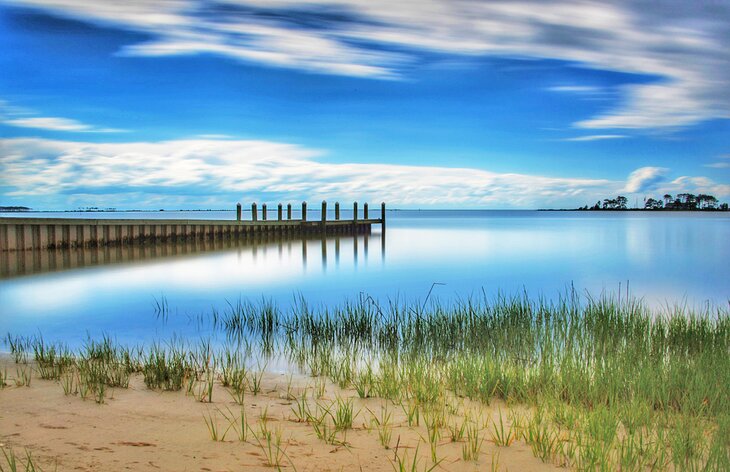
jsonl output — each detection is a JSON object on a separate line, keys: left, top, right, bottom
{"left": 4, "top": 290, "right": 728, "bottom": 469}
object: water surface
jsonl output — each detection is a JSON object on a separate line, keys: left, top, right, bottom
{"left": 1, "top": 210, "right": 728, "bottom": 348}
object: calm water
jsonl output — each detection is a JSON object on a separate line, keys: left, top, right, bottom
{"left": 1, "top": 210, "right": 728, "bottom": 348}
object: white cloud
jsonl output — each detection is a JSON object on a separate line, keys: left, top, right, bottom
{"left": 5, "top": 0, "right": 730, "bottom": 129}
{"left": 704, "top": 162, "right": 730, "bottom": 169}
{"left": 624, "top": 167, "right": 669, "bottom": 193}
{"left": 562, "top": 135, "right": 627, "bottom": 142}
{"left": 4, "top": 116, "right": 94, "bottom": 131}
{"left": 5, "top": 0, "right": 729, "bottom": 130}
{"left": 665, "top": 176, "right": 730, "bottom": 197}
{"left": 0, "top": 137, "right": 618, "bottom": 208}
{"left": 548, "top": 86, "right": 603, "bottom": 94}
{"left": 0, "top": 99, "right": 126, "bottom": 133}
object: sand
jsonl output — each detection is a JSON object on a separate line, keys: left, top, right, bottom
{"left": 0, "top": 358, "right": 560, "bottom": 471}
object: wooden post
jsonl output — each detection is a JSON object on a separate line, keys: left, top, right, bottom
{"left": 381, "top": 202, "right": 386, "bottom": 233}
{"left": 252, "top": 203, "right": 258, "bottom": 222}
{"left": 321, "top": 201, "right": 327, "bottom": 223}
{"left": 287, "top": 203, "right": 292, "bottom": 220}
{"left": 278, "top": 203, "right": 283, "bottom": 221}
{"left": 262, "top": 203, "right": 267, "bottom": 221}
{"left": 353, "top": 201, "right": 358, "bottom": 233}
{"left": 302, "top": 201, "right": 307, "bottom": 222}
{"left": 335, "top": 202, "right": 340, "bottom": 220}
{"left": 236, "top": 203, "right": 242, "bottom": 221}
{"left": 364, "top": 202, "right": 369, "bottom": 219}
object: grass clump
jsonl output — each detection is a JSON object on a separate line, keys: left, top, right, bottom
{"left": 143, "top": 343, "right": 189, "bottom": 391}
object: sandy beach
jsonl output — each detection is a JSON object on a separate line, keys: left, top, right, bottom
{"left": 0, "top": 357, "right": 558, "bottom": 472}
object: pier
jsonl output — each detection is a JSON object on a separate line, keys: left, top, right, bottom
{"left": 0, "top": 201, "right": 385, "bottom": 252}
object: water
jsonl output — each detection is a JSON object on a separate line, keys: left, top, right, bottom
{"left": 1, "top": 210, "right": 728, "bottom": 348}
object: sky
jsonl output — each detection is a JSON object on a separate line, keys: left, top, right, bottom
{"left": 0, "top": 0, "right": 729, "bottom": 210}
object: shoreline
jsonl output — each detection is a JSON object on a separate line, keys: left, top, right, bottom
{"left": 0, "top": 355, "right": 556, "bottom": 471}
{"left": 2, "top": 295, "right": 727, "bottom": 471}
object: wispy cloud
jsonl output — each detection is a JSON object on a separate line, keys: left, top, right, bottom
{"left": 548, "top": 85, "right": 603, "bottom": 94}
{"left": 562, "top": 135, "right": 627, "bottom": 142}
{"left": 0, "top": 99, "right": 126, "bottom": 133}
{"left": 665, "top": 176, "right": 730, "bottom": 197}
{"left": 704, "top": 162, "right": 730, "bottom": 169}
{"left": 5, "top": 1, "right": 730, "bottom": 130}
{"left": 624, "top": 167, "right": 669, "bottom": 193}
{"left": 622, "top": 166, "right": 728, "bottom": 197}
{"left": 0, "top": 137, "right": 618, "bottom": 208}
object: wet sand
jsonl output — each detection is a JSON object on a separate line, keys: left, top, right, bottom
{"left": 0, "top": 358, "right": 559, "bottom": 471}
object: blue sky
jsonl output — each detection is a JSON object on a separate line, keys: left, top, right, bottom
{"left": 0, "top": 0, "right": 728, "bottom": 209}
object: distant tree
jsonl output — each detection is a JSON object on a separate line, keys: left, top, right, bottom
{"left": 663, "top": 194, "right": 672, "bottom": 205}
{"left": 616, "top": 195, "right": 628, "bottom": 210}
{"left": 697, "top": 194, "right": 718, "bottom": 209}
{"left": 721, "top": 203, "right": 729, "bottom": 211}
{"left": 644, "top": 198, "right": 663, "bottom": 210}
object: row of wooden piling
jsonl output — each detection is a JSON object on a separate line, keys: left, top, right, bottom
{"left": 0, "top": 202, "right": 385, "bottom": 251}
{"left": 236, "top": 201, "right": 385, "bottom": 229}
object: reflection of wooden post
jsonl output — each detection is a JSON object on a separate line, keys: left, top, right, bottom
{"left": 287, "top": 203, "right": 292, "bottom": 220}
{"left": 278, "top": 203, "right": 283, "bottom": 221}
{"left": 335, "top": 237, "right": 340, "bottom": 265}
{"left": 302, "top": 201, "right": 307, "bottom": 222}
{"left": 262, "top": 203, "right": 267, "bottom": 221}
{"left": 335, "top": 202, "right": 340, "bottom": 220}
{"left": 364, "top": 202, "right": 369, "bottom": 219}
{"left": 321, "top": 237, "right": 327, "bottom": 268}
{"left": 236, "top": 203, "right": 242, "bottom": 221}
{"left": 381, "top": 202, "right": 386, "bottom": 233}
{"left": 353, "top": 201, "right": 358, "bottom": 234}
{"left": 252, "top": 203, "right": 258, "bottom": 222}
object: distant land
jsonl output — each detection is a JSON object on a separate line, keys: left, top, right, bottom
{"left": 555, "top": 193, "right": 729, "bottom": 211}
{"left": 0, "top": 206, "right": 31, "bottom": 212}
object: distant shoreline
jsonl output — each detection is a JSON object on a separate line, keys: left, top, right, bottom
{"left": 539, "top": 208, "right": 730, "bottom": 212}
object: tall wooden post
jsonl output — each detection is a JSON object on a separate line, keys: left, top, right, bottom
{"left": 262, "top": 203, "right": 267, "bottom": 221}
{"left": 236, "top": 203, "right": 241, "bottom": 221}
{"left": 381, "top": 202, "right": 386, "bottom": 233}
{"left": 335, "top": 202, "right": 340, "bottom": 220}
{"left": 278, "top": 203, "right": 283, "bottom": 221}
{"left": 321, "top": 201, "right": 327, "bottom": 235}
{"left": 252, "top": 203, "right": 258, "bottom": 222}
{"left": 364, "top": 202, "right": 369, "bottom": 219}
{"left": 302, "top": 201, "right": 307, "bottom": 222}
{"left": 353, "top": 201, "right": 358, "bottom": 233}
{"left": 287, "top": 203, "right": 292, "bottom": 220}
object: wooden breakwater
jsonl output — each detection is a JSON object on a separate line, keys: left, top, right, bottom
{"left": 1, "top": 232, "right": 382, "bottom": 279}
{"left": 0, "top": 201, "right": 385, "bottom": 252}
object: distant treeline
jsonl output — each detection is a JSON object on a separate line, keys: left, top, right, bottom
{"left": 578, "top": 193, "right": 728, "bottom": 211}
{"left": 0, "top": 206, "right": 31, "bottom": 212}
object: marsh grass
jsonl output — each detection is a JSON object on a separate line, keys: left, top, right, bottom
{"left": 15, "top": 365, "right": 31, "bottom": 387}
{"left": 143, "top": 342, "right": 189, "bottom": 391}
{"left": 220, "top": 406, "right": 249, "bottom": 442}
{"left": 369, "top": 405, "right": 393, "bottom": 449}
{"left": 5, "top": 334, "right": 30, "bottom": 364}
{"left": 462, "top": 423, "right": 483, "bottom": 462}
{"left": 290, "top": 391, "right": 310, "bottom": 423}
{"left": 0, "top": 446, "right": 53, "bottom": 472}
{"left": 203, "top": 409, "right": 227, "bottom": 442}
{"left": 332, "top": 396, "right": 356, "bottom": 430}
{"left": 252, "top": 420, "right": 287, "bottom": 469}
{"left": 490, "top": 410, "right": 516, "bottom": 447}
{"left": 5, "top": 290, "right": 728, "bottom": 469}
{"left": 391, "top": 444, "right": 440, "bottom": 472}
